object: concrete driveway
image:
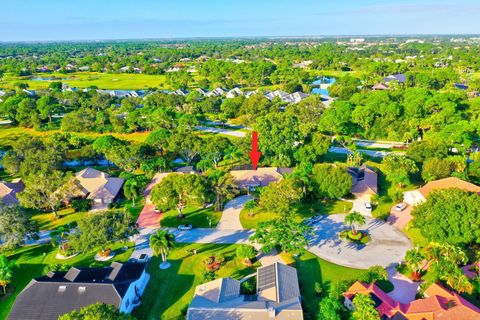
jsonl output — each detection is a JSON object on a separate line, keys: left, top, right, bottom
{"left": 216, "top": 195, "right": 252, "bottom": 230}
{"left": 308, "top": 214, "right": 411, "bottom": 269}
{"left": 387, "top": 205, "right": 413, "bottom": 229}
{"left": 351, "top": 193, "right": 372, "bottom": 216}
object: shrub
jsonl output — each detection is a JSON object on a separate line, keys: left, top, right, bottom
{"left": 202, "top": 271, "right": 216, "bottom": 282}
{"left": 240, "top": 276, "right": 257, "bottom": 295}
{"left": 314, "top": 282, "right": 323, "bottom": 296}
{"left": 71, "top": 199, "right": 91, "bottom": 212}
{"left": 359, "top": 265, "right": 388, "bottom": 283}
{"left": 236, "top": 245, "right": 257, "bottom": 260}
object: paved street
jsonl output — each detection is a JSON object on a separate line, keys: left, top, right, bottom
{"left": 216, "top": 195, "right": 252, "bottom": 230}
{"left": 308, "top": 214, "right": 411, "bottom": 269}
{"left": 172, "top": 228, "right": 254, "bottom": 245}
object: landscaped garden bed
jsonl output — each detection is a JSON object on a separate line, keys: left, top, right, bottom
{"left": 339, "top": 229, "right": 371, "bottom": 244}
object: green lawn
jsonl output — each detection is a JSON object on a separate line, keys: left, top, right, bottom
{"left": 240, "top": 200, "right": 352, "bottom": 229}
{"left": 0, "top": 242, "right": 135, "bottom": 319}
{"left": 160, "top": 205, "right": 222, "bottom": 228}
{"left": 281, "top": 251, "right": 365, "bottom": 319}
{"left": 0, "top": 72, "right": 168, "bottom": 90}
{"left": 133, "top": 243, "right": 259, "bottom": 320}
{"left": 32, "top": 208, "right": 88, "bottom": 230}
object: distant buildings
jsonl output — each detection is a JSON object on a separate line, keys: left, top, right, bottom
{"left": 344, "top": 281, "right": 480, "bottom": 320}
{"left": 187, "top": 262, "right": 303, "bottom": 320}
{"left": 8, "top": 262, "right": 150, "bottom": 320}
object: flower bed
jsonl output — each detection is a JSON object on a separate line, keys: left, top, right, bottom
{"left": 339, "top": 230, "right": 371, "bottom": 244}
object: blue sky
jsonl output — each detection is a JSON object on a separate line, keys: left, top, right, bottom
{"left": 2, "top": 0, "right": 480, "bottom": 41}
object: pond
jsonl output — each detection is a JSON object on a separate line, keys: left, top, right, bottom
{"left": 30, "top": 77, "right": 73, "bottom": 81}
{"left": 311, "top": 76, "right": 336, "bottom": 86}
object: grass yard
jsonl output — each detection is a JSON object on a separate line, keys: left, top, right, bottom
{"left": 0, "top": 242, "right": 135, "bottom": 319}
{"left": 281, "top": 251, "right": 365, "bottom": 319}
{"left": 0, "top": 72, "right": 168, "bottom": 90}
{"left": 133, "top": 243, "right": 259, "bottom": 320}
{"left": 32, "top": 208, "right": 88, "bottom": 230}
{"left": 159, "top": 205, "right": 222, "bottom": 228}
{"left": 239, "top": 199, "right": 352, "bottom": 229}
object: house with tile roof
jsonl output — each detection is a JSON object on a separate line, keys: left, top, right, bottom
{"left": 0, "top": 179, "right": 25, "bottom": 206}
{"left": 343, "top": 281, "right": 480, "bottom": 320}
{"left": 8, "top": 262, "right": 150, "bottom": 320}
{"left": 73, "top": 168, "right": 125, "bottom": 205}
{"left": 348, "top": 165, "right": 378, "bottom": 195}
{"left": 229, "top": 167, "right": 292, "bottom": 191}
{"left": 187, "top": 262, "right": 303, "bottom": 320}
{"left": 403, "top": 177, "right": 480, "bottom": 206}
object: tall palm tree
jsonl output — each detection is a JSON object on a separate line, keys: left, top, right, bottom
{"left": 405, "top": 247, "right": 425, "bottom": 280}
{"left": 344, "top": 211, "right": 366, "bottom": 235}
{"left": 123, "top": 178, "right": 140, "bottom": 207}
{"left": 0, "top": 254, "right": 15, "bottom": 295}
{"left": 150, "top": 230, "right": 175, "bottom": 269}
{"left": 209, "top": 171, "right": 239, "bottom": 211}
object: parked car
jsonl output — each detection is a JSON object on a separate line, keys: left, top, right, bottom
{"left": 178, "top": 224, "right": 193, "bottom": 231}
{"left": 364, "top": 201, "right": 372, "bottom": 212}
{"left": 394, "top": 203, "right": 408, "bottom": 212}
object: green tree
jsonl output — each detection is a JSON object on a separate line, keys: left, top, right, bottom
{"left": 58, "top": 303, "right": 136, "bottom": 320}
{"left": 382, "top": 154, "right": 418, "bottom": 188}
{"left": 404, "top": 247, "right": 426, "bottom": 280}
{"left": 421, "top": 157, "right": 452, "bottom": 182}
{"left": 317, "top": 296, "right": 344, "bottom": 320}
{"left": 250, "top": 217, "right": 311, "bottom": 254}
{"left": 351, "top": 293, "right": 380, "bottom": 320}
{"left": 412, "top": 189, "right": 480, "bottom": 245}
{"left": 207, "top": 170, "right": 239, "bottom": 211}
{"left": 0, "top": 205, "right": 38, "bottom": 250}
{"left": 0, "top": 254, "right": 15, "bottom": 295}
{"left": 258, "top": 178, "right": 303, "bottom": 215}
{"left": 344, "top": 211, "right": 366, "bottom": 235}
{"left": 149, "top": 229, "right": 175, "bottom": 267}
{"left": 235, "top": 245, "right": 257, "bottom": 264}
{"left": 312, "top": 163, "right": 352, "bottom": 199}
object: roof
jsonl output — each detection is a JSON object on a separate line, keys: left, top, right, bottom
{"left": 187, "top": 263, "right": 303, "bottom": 320}
{"left": 343, "top": 281, "right": 480, "bottom": 320}
{"left": 384, "top": 73, "right": 406, "bottom": 83}
{"left": 229, "top": 167, "right": 292, "bottom": 188}
{"left": 0, "top": 179, "right": 25, "bottom": 206}
{"left": 417, "top": 177, "right": 480, "bottom": 199}
{"left": 348, "top": 165, "right": 378, "bottom": 195}
{"left": 8, "top": 262, "right": 147, "bottom": 320}
{"left": 74, "top": 168, "right": 125, "bottom": 201}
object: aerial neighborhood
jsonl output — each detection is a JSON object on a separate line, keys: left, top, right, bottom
{"left": 2, "top": 4, "right": 480, "bottom": 319}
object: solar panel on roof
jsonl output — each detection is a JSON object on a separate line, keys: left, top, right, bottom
{"left": 257, "top": 264, "right": 276, "bottom": 291}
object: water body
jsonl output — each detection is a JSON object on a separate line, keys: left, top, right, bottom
{"left": 311, "top": 76, "right": 336, "bottom": 96}
{"left": 30, "top": 77, "right": 72, "bottom": 81}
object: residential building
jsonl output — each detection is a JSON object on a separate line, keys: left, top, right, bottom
{"left": 73, "top": 168, "right": 125, "bottom": 205}
{"left": 343, "top": 281, "right": 480, "bottom": 320}
{"left": 187, "top": 262, "right": 303, "bottom": 320}
{"left": 0, "top": 178, "right": 25, "bottom": 206}
{"left": 206, "top": 87, "right": 228, "bottom": 97}
{"left": 403, "top": 177, "right": 480, "bottom": 206}
{"left": 230, "top": 167, "right": 292, "bottom": 191}
{"left": 383, "top": 73, "right": 406, "bottom": 84}
{"left": 8, "top": 262, "right": 150, "bottom": 320}
{"left": 348, "top": 165, "right": 378, "bottom": 195}
{"left": 226, "top": 87, "right": 243, "bottom": 98}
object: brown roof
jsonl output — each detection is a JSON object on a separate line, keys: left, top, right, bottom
{"left": 229, "top": 167, "right": 291, "bottom": 188}
{"left": 74, "top": 168, "right": 125, "bottom": 201}
{"left": 348, "top": 165, "right": 378, "bottom": 195}
{"left": 417, "top": 177, "right": 480, "bottom": 199}
{"left": 0, "top": 179, "right": 25, "bottom": 206}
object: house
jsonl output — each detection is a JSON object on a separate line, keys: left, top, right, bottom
{"left": 187, "top": 262, "right": 303, "bottom": 320}
{"left": 0, "top": 179, "right": 25, "bottom": 206}
{"left": 119, "top": 66, "right": 131, "bottom": 72}
{"left": 230, "top": 167, "right": 292, "bottom": 191}
{"left": 454, "top": 82, "right": 469, "bottom": 90}
{"left": 403, "top": 177, "right": 480, "bottom": 206}
{"left": 372, "top": 83, "right": 390, "bottom": 90}
{"left": 383, "top": 74, "right": 406, "bottom": 84}
{"left": 8, "top": 262, "right": 150, "bottom": 320}
{"left": 226, "top": 87, "right": 243, "bottom": 98}
{"left": 73, "top": 168, "right": 125, "bottom": 205}
{"left": 196, "top": 88, "right": 209, "bottom": 96}
{"left": 343, "top": 281, "right": 480, "bottom": 320}
{"left": 348, "top": 165, "right": 378, "bottom": 195}
{"left": 206, "top": 87, "right": 228, "bottom": 97}
{"left": 22, "top": 89, "right": 36, "bottom": 96}
{"left": 290, "top": 92, "right": 310, "bottom": 103}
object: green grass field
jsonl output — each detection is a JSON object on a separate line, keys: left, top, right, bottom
{"left": 159, "top": 205, "right": 222, "bottom": 228}
{"left": 0, "top": 242, "right": 135, "bottom": 319}
{"left": 0, "top": 72, "right": 168, "bottom": 90}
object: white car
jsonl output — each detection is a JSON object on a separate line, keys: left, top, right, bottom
{"left": 394, "top": 203, "right": 408, "bottom": 212}
{"left": 177, "top": 224, "right": 193, "bottom": 231}
{"left": 364, "top": 202, "right": 372, "bottom": 212}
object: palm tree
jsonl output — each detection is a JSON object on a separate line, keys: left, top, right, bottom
{"left": 50, "top": 226, "right": 70, "bottom": 255}
{"left": 405, "top": 247, "right": 425, "bottom": 280}
{"left": 150, "top": 230, "right": 175, "bottom": 269}
{"left": 123, "top": 178, "right": 140, "bottom": 207}
{"left": 344, "top": 211, "right": 366, "bottom": 235}
{"left": 209, "top": 171, "right": 239, "bottom": 211}
{"left": 443, "top": 271, "right": 474, "bottom": 294}
{"left": 0, "top": 254, "right": 15, "bottom": 295}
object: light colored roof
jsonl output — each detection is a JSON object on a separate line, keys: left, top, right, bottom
{"left": 74, "top": 168, "right": 124, "bottom": 201}
{"left": 194, "top": 278, "right": 241, "bottom": 304}
{"left": 257, "top": 263, "right": 300, "bottom": 303}
{"left": 0, "top": 179, "right": 25, "bottom": 206}
{"left": 417, "top": 177, "right": 480, "bottom": 199}
{"left": 229, "top": 168, "right": 291, "bottom": 188}
{"left": 348, "top": 165, "right": 378, "bottom": 195}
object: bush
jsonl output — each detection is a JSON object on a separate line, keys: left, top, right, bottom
{"left": 202, "top": 271, "right": 216, "bottom": 282}
{"left": 340, "top": 230, "right": 370, "bottom": 244}
{"left": 236, "top": 245, "right": 257, "bottom": 260}
{"left": 71, "top": 199, "right": 91, "bottom": 212}
{"left": 240, "top": 276, "right": 257, "bottom": 295}
{"left": 314, "top": 282, "right": 323, "bottom": 296}
{"left": 359, "top": 265, "right": 388, "bottom": 283}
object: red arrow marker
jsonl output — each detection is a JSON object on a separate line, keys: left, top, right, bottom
{"left": 249, "top": 131, "right": 262, "bottom": 170}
